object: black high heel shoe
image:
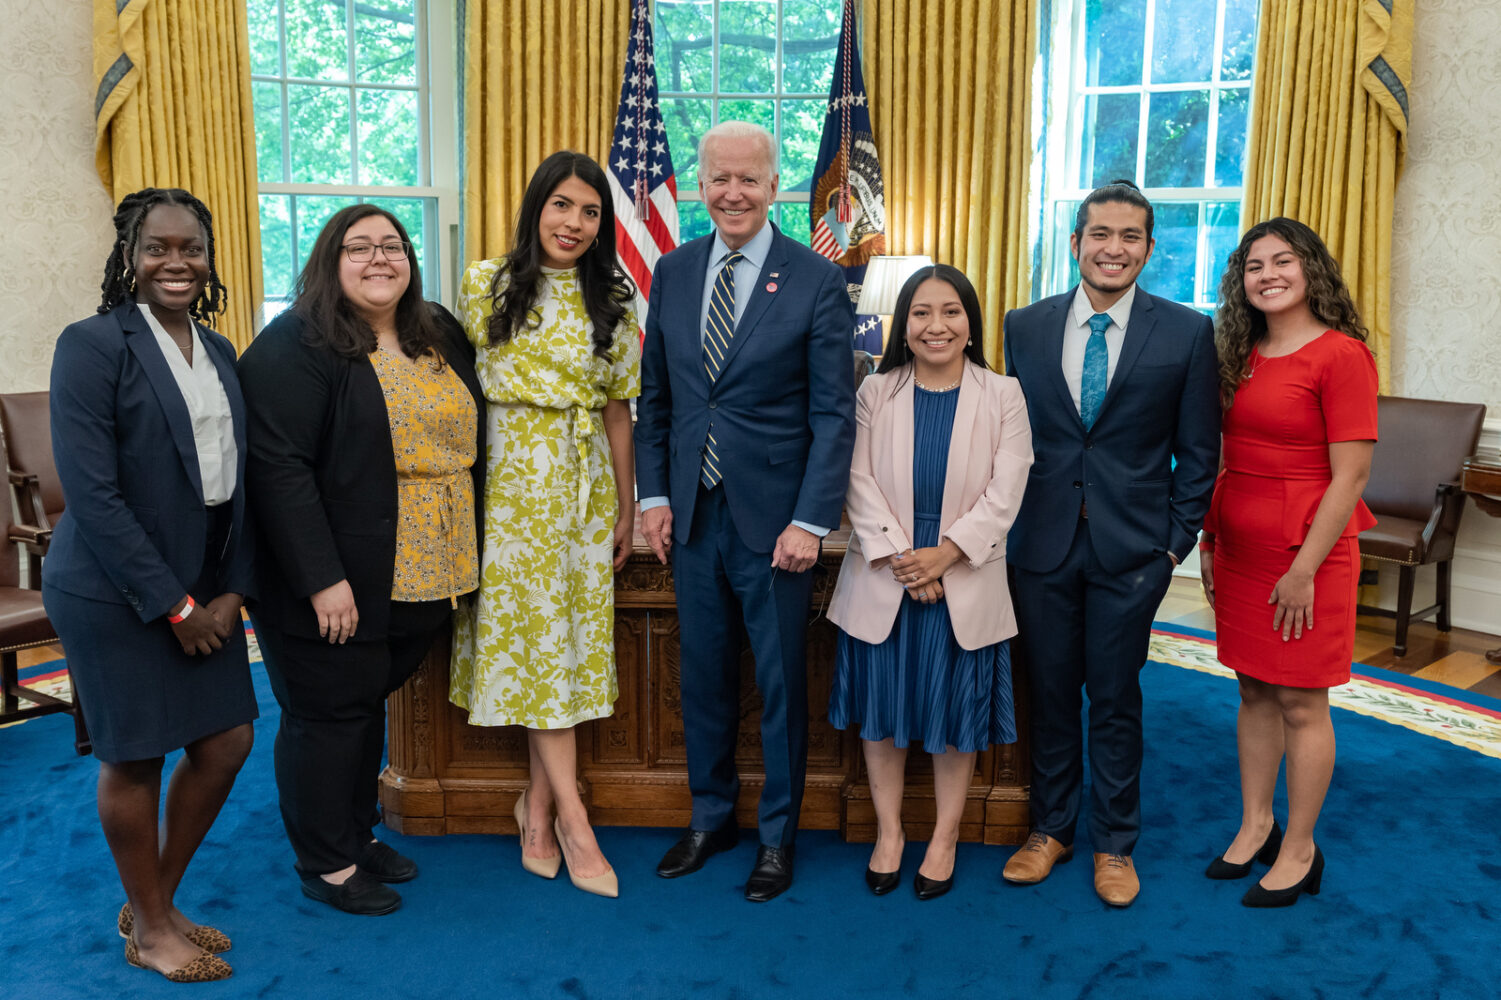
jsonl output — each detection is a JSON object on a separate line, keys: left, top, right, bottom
{"left": 1241, "top": 845, "right": 1323, "bottom": 907}
{"left": 865, "top": 867, "right": 900, "bottom": 895}
{"left": 913, "top": 868, "right": 954, "bottom": 901}
{"left": 1205, "top": 820, "right": 1283, "bottom": 880}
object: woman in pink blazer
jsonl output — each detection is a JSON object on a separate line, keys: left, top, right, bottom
{"left": 828, "top": 264, "right": 1033, "bottom": 900}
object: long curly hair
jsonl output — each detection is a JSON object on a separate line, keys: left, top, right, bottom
{"left": 98, "top": 188, "right": 227, "bottom": 323}
{"left": 485, "top": 151, "right": 635, "bottom": 358}
{"left": 1213, "top": 217, "right": 1368, "bottom": 407}
{"left": 292, "top": 203, "right": 441, "bottom": 362}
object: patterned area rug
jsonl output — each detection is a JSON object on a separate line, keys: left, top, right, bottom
{"left": 1151, "top": 623, "right": 1501, "bottom": 760}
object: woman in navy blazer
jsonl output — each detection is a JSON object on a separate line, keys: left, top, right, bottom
{"left": 43, "top": 189, "right": 256, "bottom": 982}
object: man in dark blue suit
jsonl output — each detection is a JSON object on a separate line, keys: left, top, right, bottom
{"left": 1001, "top": 181, "right": 1220, "bottom": 906}
{"left": 635, "top": 121, "right": 856, "bottom": 902}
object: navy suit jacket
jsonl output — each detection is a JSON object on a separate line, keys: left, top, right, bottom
{"left": 1002, "top": 286, "right": 1220, "bottom": 575}
{"left": 634, "top": 224, "right": 856, "bottom": 553}
{"left": 43, "top": 300, "right": 254, "bottom": 621}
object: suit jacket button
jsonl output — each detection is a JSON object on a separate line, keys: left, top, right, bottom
{"left": 881, "top": 526, "right": 888, "bottom": 532}
{"left": 1072, "top": 481, "right": 1082, "bottom": 488}
{"left": 708, "top": 401, "right": 717, "bottom": 409}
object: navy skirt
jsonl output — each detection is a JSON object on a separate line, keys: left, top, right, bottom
{"left": 828, "top": 384, "right": 1016, "bottom": 753}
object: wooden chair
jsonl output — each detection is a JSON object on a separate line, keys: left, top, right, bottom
{"left": 0, "top": 392, "right": 61, "bottom": 586}
{"left": 1357, "top": 395, "right": 1488, "bottom": 656}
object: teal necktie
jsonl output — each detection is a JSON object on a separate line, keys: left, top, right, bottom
{"left": 701, "top": 251, "right": 744, "bottom": 488}
{"left": 1080, "top": 313, "right": 1110, "bottom": 429}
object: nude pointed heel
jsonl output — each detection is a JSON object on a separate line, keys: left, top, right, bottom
{"left": 555, "top": 819, "right": 618, "bottom": 898}
{"left": 514, "top": 789, "right": 560, "bottom": 880}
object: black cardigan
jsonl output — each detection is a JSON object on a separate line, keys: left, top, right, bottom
{"left": 237, "top": 304, "right": 486, "bottom": 640}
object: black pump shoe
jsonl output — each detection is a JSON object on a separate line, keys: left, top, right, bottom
{"left": 913, "top": 871, "right": 954, "bottom": 900}
{"left": 1241, "top": 845, "right": 1324, "bottom": 907}
{"left": 1205, "top": 820, "right": 1283, "bottom": 880}
{"left": 865, "top": 867, "right": 900, "bottom": 895}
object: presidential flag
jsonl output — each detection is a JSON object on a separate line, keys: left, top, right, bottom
{"left": 810, "top": 0, "right": 887, "bottom": 320}
{"left": 609, "top": 0, "right": 679, "bottom": 325}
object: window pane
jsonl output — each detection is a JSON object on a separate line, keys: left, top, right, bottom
{"left": 1143, "top": 89, "right": 1209, "bottom": 188}
{"left": 294, "top": 195, "right": 351, "bottom": 277}
{"left": 779, "top": 99, "right": 825, "bottom": 195}
{"left": 656, "top": 0, "right": 714, "bottom": 94}
{"left": 1142, "top": 202, "right": 1197, "bottom": 302}
{"left": 678, "top": 201, "right": 713, "bottom": 242}
{"left": 1084, "top": 0, "right": 1145, "bottom": 87}
{"left": 358, "top": 89, "right": 420, "bottom": 186}
{"left": 1049, "top": 199, "right": 1082, "bottom": 297}
{"left": 718, "top": 0, "right": 777, "bottom": 94}
{"left": 288, "top": 84, "right": 353, "bottom": 184}
{"left": 1081, "top": 93, "right": 1140, "bottom": 189}
{"left": 1151, "top": 0, "right": 1214, "bottom": 84}
{"left": 258, "top": 194, "right": 294, "bottom": 299}
{"left": 775, "top": 204, "right": 813, "bottom": 246}
{"left": 718, "top": 98, "right": 776, "bottom": 137}
{"left": 356, "top": 0, "right": 417, "bottom": 84}
{"left": 365, "top": 197, "right": 429, "bottom": 292}
{"left": 662, "top": 97, "right": 711, "bottom": 191}
{"left": 781, "top": 0, "right": 840, "bottom": 94}
{"left": 248, "top": 0, "right": 281, "bottom": 76}
{"left": 253, "top": 82, "right": 284, "bottom": 184}
{"left": 1221, "top": 0, "right": 1258, "bottom": 81}
{"left": 1203, "top": 201, "right": 1241, "bottom": 304}
{"left": 1214, "top": 88, "right": 1249, "bottom": 187}
{"left": 285, "top": 0, "right": 350, "bottom": 82}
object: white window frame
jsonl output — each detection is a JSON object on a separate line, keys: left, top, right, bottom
{"left": 251, "top": 0, "right": 461, "bottom": 324}
{"left": 1037, "top": 0, "right": 1256, "bottom": 310}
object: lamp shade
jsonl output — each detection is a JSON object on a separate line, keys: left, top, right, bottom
{"left": 855, "top": 255, "right": 934, "bottom": 315}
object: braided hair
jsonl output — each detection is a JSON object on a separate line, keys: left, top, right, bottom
{"left": 98, "top": 187, "right": 227, "bottom": 324}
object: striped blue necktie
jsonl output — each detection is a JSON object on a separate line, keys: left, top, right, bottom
{"left": 700, "top": 251, "right": 744, "bottom": 488}
{"left": 1080, "top": 312, "right": 1110, "bottom": 429}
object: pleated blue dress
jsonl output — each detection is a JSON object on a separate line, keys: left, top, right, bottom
{"left": 828, "top": 384, "right": 1016, "bottom": 753}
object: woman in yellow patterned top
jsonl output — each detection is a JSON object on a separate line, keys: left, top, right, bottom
{"left": 450, "top": 152, "right": 640, "bottom": 898}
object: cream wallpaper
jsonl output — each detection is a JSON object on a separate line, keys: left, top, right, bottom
{"left": 0, "top": 0, "right": 116, "bottom": 394}
{"left": 1390, "top": 0, "right": 1501, "bottom": 409}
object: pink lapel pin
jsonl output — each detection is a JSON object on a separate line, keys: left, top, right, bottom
{"left": 766, "top": 281, "right": 778, "bottom": 293}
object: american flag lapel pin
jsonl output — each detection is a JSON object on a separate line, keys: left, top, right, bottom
{"left": 766, "top": 273, "right": 780, "bottom": 293}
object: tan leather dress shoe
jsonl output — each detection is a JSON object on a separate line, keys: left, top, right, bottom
{"left": 1093, "top": 853, "right": 1139, "bottom": 906}
{"left": 1002, "top": 831, "right": 1074, "bottom": 884}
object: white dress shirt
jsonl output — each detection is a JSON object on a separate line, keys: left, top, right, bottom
{"left": 1062, "top": 283, "right": 1136, "bottom": 415}
{"left": 139, "top": 303, "right": 238, "bottom": 506}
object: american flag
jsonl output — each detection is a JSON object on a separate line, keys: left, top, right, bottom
{"left": 609, "top": 0, "right": 679, "bottom": 326}
{"left": 810, "top": 0, "right": 886, "bottom": 306}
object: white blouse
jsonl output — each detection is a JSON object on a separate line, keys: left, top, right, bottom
{"left": 139, "top": 303, "right": 238, "bottom": 506}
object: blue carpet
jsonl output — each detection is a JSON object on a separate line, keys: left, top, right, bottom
{"left": 2, "top": 657, "right": 1498, "bottom": 999}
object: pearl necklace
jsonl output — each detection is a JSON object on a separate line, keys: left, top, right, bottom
{"left": 913, "top": 374, "right": 962, "bottom": 392}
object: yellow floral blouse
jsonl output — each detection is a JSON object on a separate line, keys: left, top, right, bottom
{"left": 369, "top": 346, "right": 478, "bottom": 604}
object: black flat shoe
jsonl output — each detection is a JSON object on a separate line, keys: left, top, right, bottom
{"left": 1205, "top": 820, "right": 1283, "bottom": 880}
{"left": 913, "top": 871, "right": 954, "bottom": 901}
{"left": 300, "top": 869, "right": 402, "bottom": 916}
{"left": 361, "top": 839, "right": 419, "bottom": 883}
{"left": 1242, "top": 845, "right": 1324, "bottom": 908}
{"left": 656, "top": 823, "right": 738, "bottom": 878}
{"left": 745, "top": 845, "right": 794, "bottom": 902}
{"left": 865, "top": 867, "right": 900, "bottom": 895}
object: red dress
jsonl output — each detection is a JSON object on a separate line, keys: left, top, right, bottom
{"left": 1204, "top": 331, "right": 1378, "bottom": 687}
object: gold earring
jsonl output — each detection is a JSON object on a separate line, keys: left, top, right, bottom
{"left": 592, "top": 237, "right": 599, "bottom": 249}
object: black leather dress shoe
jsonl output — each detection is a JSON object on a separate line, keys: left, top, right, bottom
{"left": 656, "top": 824, "right": 738, "bottom": 878}
{"left": 361, "top": 839, "right": 419, "bottom": 883}
{"left": 913, "top": 871, "right": 954, "bottom": 900}
{"left": 865, "top": 867, "right": 900, "bottom": 895}
{"left": 300, "top": 869, "right": 402, "bottom": 915}
{"left": 744, "top": 845, "right": 795, "bottom": 902}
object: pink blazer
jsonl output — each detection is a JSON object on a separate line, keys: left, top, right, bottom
{"left": 828, "top": 363, "right": 1033, "bottom": 650}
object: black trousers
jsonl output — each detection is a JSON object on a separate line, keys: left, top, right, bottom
{"left": 255, "top": 598, "right": 450, "bottom": 876}
{"left": 1011, "top": 516, "right": 1174, "bottom": 856}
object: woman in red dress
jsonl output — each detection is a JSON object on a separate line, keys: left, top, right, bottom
{"left": 1199, "top": 217, "right": 1378, "bottom": 907}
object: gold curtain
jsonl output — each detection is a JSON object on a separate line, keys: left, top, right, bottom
{"left": 1241, "top": 0, "right": 1413, "bottom": 390}
{"left": 463, "top": 0, "right": 631, "bottom": 264}
{"left": 92, "top": 0, "right": 263, "bottom": 352}
{"left": 862, "top": 0, "right": 1036, "bottom": 368}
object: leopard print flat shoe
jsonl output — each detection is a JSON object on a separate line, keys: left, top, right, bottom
{"left": 118, "top": 902, "right": 232, "bottom": 954}
{"left": 124, "top": 934, "right": 233, "bottom": 983}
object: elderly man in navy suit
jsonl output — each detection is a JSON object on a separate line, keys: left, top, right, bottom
{"left": 1001, "top": 181, "right": 1220, "bottom": 906}
{"left": 635, "top": 121, "right": 856, "bottom": 902}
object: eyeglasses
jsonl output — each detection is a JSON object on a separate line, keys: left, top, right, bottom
{"left": 341, "top": 241, "right": 411, "bottom": 262}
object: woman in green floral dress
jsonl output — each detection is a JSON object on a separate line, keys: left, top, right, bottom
{"left": 450, "top": 152, "right": 639, "bottom": 897}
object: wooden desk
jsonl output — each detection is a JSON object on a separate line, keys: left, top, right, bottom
{"left": 379, "top": 525, "right": 1031, "bottom": 844}
{"left": 1461, "top": 454, "right": 1501, "bottom": 664}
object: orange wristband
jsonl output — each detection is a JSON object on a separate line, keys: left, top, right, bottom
{"left": 168, "top": 596, "right": 195, "bottom": 624}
